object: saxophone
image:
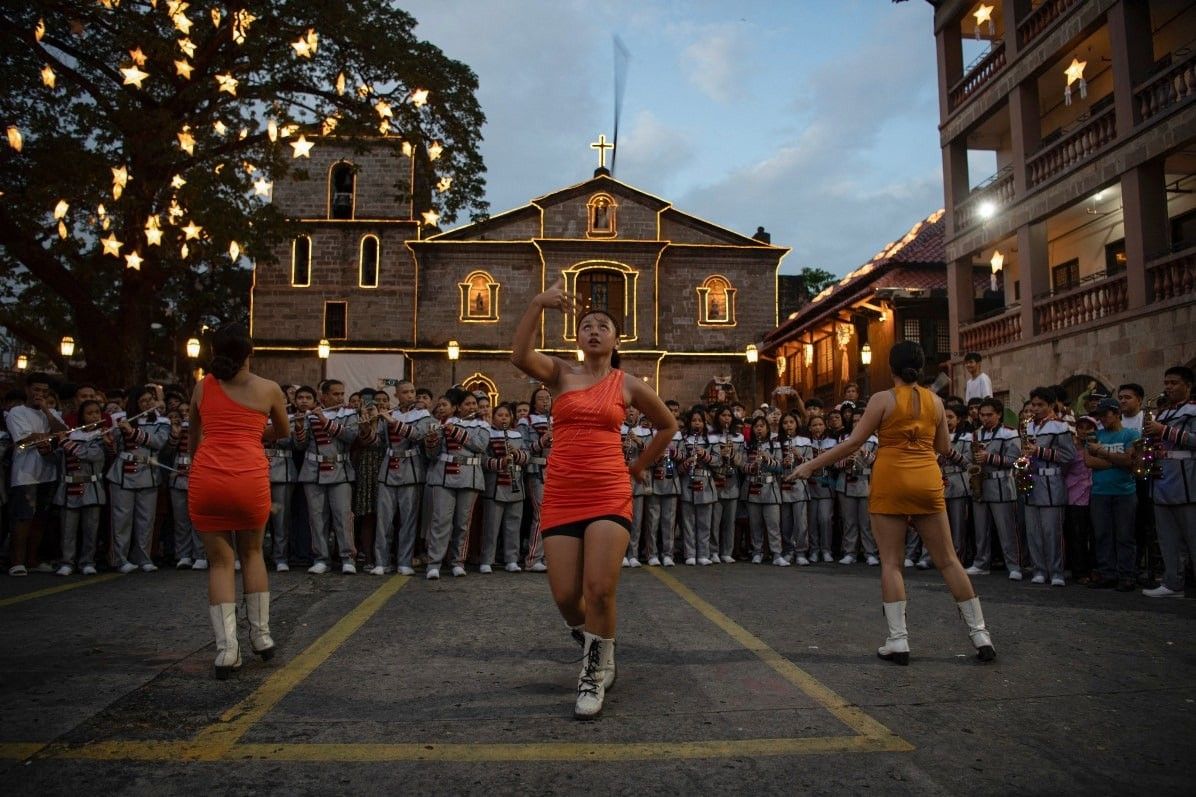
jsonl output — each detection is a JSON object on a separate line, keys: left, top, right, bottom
{"left": 969, "top": 435, "right": 986, "bottom": 500}
{"left": 1013, "top": 418, "right": 1035, "bottom": 495}
{"left": 1132, "top": 392, "right": 1167, "bottom": 480}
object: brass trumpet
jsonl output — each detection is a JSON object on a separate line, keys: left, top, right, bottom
{"left": 1132, "top": 392, "right": 1166, "bottom": 480}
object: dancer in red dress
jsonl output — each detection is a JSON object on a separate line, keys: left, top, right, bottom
{"left": 188, "top": 324, "right": 290, "bottom": 679}
{"left": 511, "top": 278, "right": 677, "bottom": 719}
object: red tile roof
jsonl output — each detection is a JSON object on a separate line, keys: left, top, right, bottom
{"left": 765, "top": 210, "right": 947, "bottom": 345}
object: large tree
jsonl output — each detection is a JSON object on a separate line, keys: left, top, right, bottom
{"left": 0, "top": 1, "right": 487, "bottom": 386}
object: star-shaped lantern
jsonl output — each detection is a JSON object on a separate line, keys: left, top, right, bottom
{"left": 41, "top": 65, "right": 56, "bottom": 88}
{"left": 182, "top": 220, "right": 203, "bottom": 240}
{"left": 292, "top": 28, "right": 318, "bottom": 58}
{"left": 289, "top": 135, "right": 314, "bottom": 158}
{"left": 100, "top": 232, "right": 123, "bottom": 257}
{"left": 121, "top": 65, "right": 150, "bottom": 88}
{"left": 215, "top": 73, "right": 238, "bottom": 96}
{"left": 112, "top": 165, "right": 129, "bottom": 200}
{"left": 125, "top": 250, "right": 143, "bottom": 270}
{"left": 174, "top": 59, "right": 193, "bottom": 79}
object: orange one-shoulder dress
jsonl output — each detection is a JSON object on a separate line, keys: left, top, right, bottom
{"left": 539, "top": 369, "right": 633, "bottom": 531}
{"left": 188, "top": 375, "right": 271, "bottom": 532}
{"left": 870, "top": 384, "right": 946, "bottom": 516}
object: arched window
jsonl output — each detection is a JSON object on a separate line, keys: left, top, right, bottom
{"left": 564, "top": 262, "right": 638, "bottom": 341}
{"left": 462, "top": 372, "right": 499, "bottom": 405}
{"left": 586, "top": 193, "right": 617, "bottom": 238}
{"left": 359, "top": 234, "right": 379, "bottom": 288}
{"left": 696, "top": 275, "right": 736, "bottom": 326}
{"left": 576, "top": 268, "right": 625, "bottom": 326}
{"left": 291, "top": 235, "right": 311, "bottom": 287}
{"left": 329, "top": 161, "right": 355, "bottom": 220}
{"left": 458, "top": 270, "right": 500, "bottom": 321}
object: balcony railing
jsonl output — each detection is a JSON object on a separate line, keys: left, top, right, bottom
{"left": 960, "top": 306, "right": 1022, "bottom": 352}
{"left": 1027, "top": 105, "right": 1116, "bottom": 189}
{"left": 1016, "top": 0, "right": 1080, "bottom": 50}
{"left": 1135, "top": 50, "right": 1196, "bottom": 125}
{"left": 954, "top": 166, "right": 1015, "bottom": 231}
{"left": 1148, "top": 244, "right": 1196, "bottom": 302}
{"left": 1036, "top": 273, "right": 1128, "bottom": 333}
{"left": 948, "top": 42, "right": 1006, "bottom": 111}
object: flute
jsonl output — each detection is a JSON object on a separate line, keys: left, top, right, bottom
{"left": 17, "top": 407, "right": 156, "bottom": 451}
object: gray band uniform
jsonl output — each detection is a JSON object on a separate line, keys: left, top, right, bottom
{"left": 805, "top": 436, "right": 836, "bottom": 559}
{"left": 164, "top": 421, "right": 202, "bottom": 562}
{"left": 480, "top": 426, "right": 527, "bottom": 567}
{"left": 264, "top": 418, "right": 298, "bottom": 565}
{"left": 644, "top": 430, "right": 682, "bottom": 560}
{"left": 970, "top": 424, "right": 1022, "bottom": 572}
{"left": 778, "top": 434, "right": 812, "bottom": 559}
{"left": 745, "top": 436, "right": 783, "bottom": 558}
{"left": 105, "top": 414, "right": 170, "bottom": 568}
{"left": 373, "top": 407, "right": 436, "bottom": 571}
{"left": 1024, "top": 418, "right": 1076, "bottom": 581}
{"left": 1152, "top": 401, "right": 1196, "bottom": 592}
{"left": 678, "top": 432, "right": 717, "bottom": 561}
{"left": 520, "top": 413, "right": 552, "bottom": 568}
{"left": 55, "top": 431, "right": 107, "bottom": 569}
{"left": 425, "top": 415, "right": 489, "bottom": 569}
{"left": 835, "top": 434, "right": 878, "bottom": 559}
{"left": 708, "top": 431, "right": 744, "bottom": 560}
{"left": 296, "top": 407, "right": 358, "bottom": 566}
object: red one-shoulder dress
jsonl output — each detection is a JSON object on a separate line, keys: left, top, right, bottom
{"left": 539, "top": 369, "right": 633, "bottom": 530}
{"left": 188, "top": 375, "right": 271, "bottom": 532}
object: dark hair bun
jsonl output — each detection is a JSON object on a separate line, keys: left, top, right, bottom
{"left": 900, "top": 367, "right": 920, "bottom": 383}
{"left": 209, "top": 355, "right": 240, "bottom": 380}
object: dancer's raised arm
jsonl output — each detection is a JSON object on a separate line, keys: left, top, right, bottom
{"left": 511, "top": 277, "right": 579, "bottom": 389}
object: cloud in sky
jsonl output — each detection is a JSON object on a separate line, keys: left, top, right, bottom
{"left": 679, "top": 27, "right": 752, "bottom": 103}
{"left": 399, "top": 0, "right": 945, "bottom": 275}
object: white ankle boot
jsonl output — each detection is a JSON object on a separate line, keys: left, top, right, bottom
{"left": 245, "top": 592, "right": 275, "bottom": 661}
{"left": 877, "top": 601, "right": 910, "bottom": 665}
{"left": 209, "top": 603, "right": 242, "bottom": 679}
{"left": 574, "top": 631, "right": 615, "bottom": 720}
{"left": 956, "top": 596, "right": 996, "bottom": 661}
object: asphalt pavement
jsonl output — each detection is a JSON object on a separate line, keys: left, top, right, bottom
{"left": 1, "top": 559, "right": 1193, "bottom": 795}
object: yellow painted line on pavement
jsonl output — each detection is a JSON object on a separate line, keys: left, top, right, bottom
{"left": 648, "top": 567, "right": 913, "bottom": 751}
{"left": 0, "top": 573, "right": 122, "bottom": 608}
{"left": 0, "top": 734, "right": 908, "bottom": 763}
{"left": 187, "top": 575, "right": 410, "bottom": 759}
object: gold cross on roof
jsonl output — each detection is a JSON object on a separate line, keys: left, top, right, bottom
{"left": 590, "top": 133, "right": 613, "bottom": 169}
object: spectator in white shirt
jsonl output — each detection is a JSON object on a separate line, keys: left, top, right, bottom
{"left": 1117, "top": 383, "right": 1145, "bottom": 432}
{"left": 6, "top": 373, "right": 67, "bottom": 576}
{"left": 964, "top": 353, "right": 993, "bottom": 403}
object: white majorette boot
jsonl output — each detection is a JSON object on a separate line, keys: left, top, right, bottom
{"left": 209, "top": 603, "right": 242, "bottom": 679}
{"left": 574, "top": 632, "right": 615, "bottom": 720}
{"left": 877, "top": 601, "right": 910, "bottom": 666}
{"left": 245, "top": 592, "right": 275, "bottom": 661}
{"left": 568, "top": 623, "right": 615, "bottom": 688}
{"left": 956, "top": 596, "right": 996, "bottom": 662}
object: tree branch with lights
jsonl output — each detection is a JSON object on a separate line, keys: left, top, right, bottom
{"left": 0, "top": 0, "right": 488, "bottom": 385}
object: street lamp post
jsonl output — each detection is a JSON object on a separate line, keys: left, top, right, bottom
{"left": 60, "top": 336, "right": 75, "bottom": 379}
{"left": 16, "top": 353, "right": 28, "bottom": 371}
{"left": 447, "top": 339, "right": 460, "bottom": 385}
{"left": 318, "top": 338, "right": 330, "bottom": 381}
{"left": 745, "top": 344, "right": 759, "bottom": 410}
{"left": 860, "top": 342, "right": 872, "bottom": 399}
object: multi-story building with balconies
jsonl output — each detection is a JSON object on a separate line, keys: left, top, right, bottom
{"left": 934, "top": 0, "right": 1195, "bottom": 404}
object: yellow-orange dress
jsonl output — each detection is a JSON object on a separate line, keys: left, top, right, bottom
{"left": 870, "top": 384, "right": 946, "bottom": 516}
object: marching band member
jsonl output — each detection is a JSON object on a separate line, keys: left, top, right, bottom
{"left": 352, "top": 390, "right": 384, "bottom": 570}
{"left": 105, "top": 387, "right": 170, "bottom": 574}
{"left": 778, "top": 412, "right": 812, "bottom": 566}
{"left": 263, "top": 384, "right": 299, "bottom": 572}
{"left": 1142, "top": 366, "right": 1196, "bottom": 598}
{"left": 805, "top": 415, "right": 836, "bottom": 563}
{"left": 1024, "top": 386, "right": 1076, "bottom": 586}
{"left": 6, "top": 373, "right": 65, "bottom": 576}
{"left": 53, "top": 399, "right": 106, "bottom": 576}
{"left": 745, "top": 415, "right": 786, "bottom": 565}
{"left": 480, "top": 402, "right": 528, "bottom": 573}
{"left": 708, "top": 405, "right": 744, "bottom": 564}
{"left": 678, "top": 407, "right": 716, "bottom": 566}
{"left": 621, "top": 407, "right": 651, "bottom": 567}
{"left": 521, "top": 386, "right": 553, "bottom": 573}
{"left": 835, "top": 417, "right": 878, "bottom": 566}
{"left": 370, "top": 380, "right": 435, "bottom": 576}
{"left": 644, "top": 420, "right": 683, "bottom": 567}
{"left": 937, "top": 404, "right": 974, "bottom": 564}
{"left": 165, "top": 405, "right": 203, "bottom": 570}
{"left": 423, "top": 387, "right": 489, "bottom": 579}
{"left": 967, "top": 398, "right": 1023, "bottom": 579}
{"left": 295, "top": 381, "right": 359, "bottom": 575}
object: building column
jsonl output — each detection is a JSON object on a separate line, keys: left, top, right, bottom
{"left": 943, "top": 140, "right": 970, "bottom": 235}
{"left": 1003, "top": 0, "right": 1032, "bottom": 59}
{"left": 947, "top": 256, "right": 975, "bottom": 358}
{"left": 1121, "top": 159, "right": 1170, "bottom": 307}
{"left": 1017, "top": 221, "right": 1048, "bottom": 339}
{"left": 1108, "top": 0, "right": 1154, "bottom": 134}
{"left": 1008, "top": 81, "right": 1040, "bottom": 197}
{"left": 935, "top": 25, "right": 963, "bottom": 121}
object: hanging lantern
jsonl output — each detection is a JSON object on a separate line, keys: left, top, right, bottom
{"left": 972, "top": 4, "right": 994, "bottom": 39}
{"left": 803, "top": 342, "right": 814, "bottom": 364}
{"left": 861, "top": 343, "right": 873, "bottom": 367}
{"left": 186, "top": 337, "right": 201, "bottom": 358}
{"left": 317, "top": 339, "right": 331, "bottom": 359}
{"left": 16, "top": 354, "right": 28, "bottom": 370}
{"left": 1064, "top": 58, "right": 1087, "bottom": 106}
{"left": 60, "top": 336, "right": 75, "bottom": 357}
{"left": 744, "top": 344, "right": 758, "bottom": 364}
{"left": 989, "top": 250, "right": 1005, "bottom": 292}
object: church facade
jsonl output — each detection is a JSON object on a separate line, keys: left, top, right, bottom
{"left": 250, "top": 138, "right": 788, "bottom": 404}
